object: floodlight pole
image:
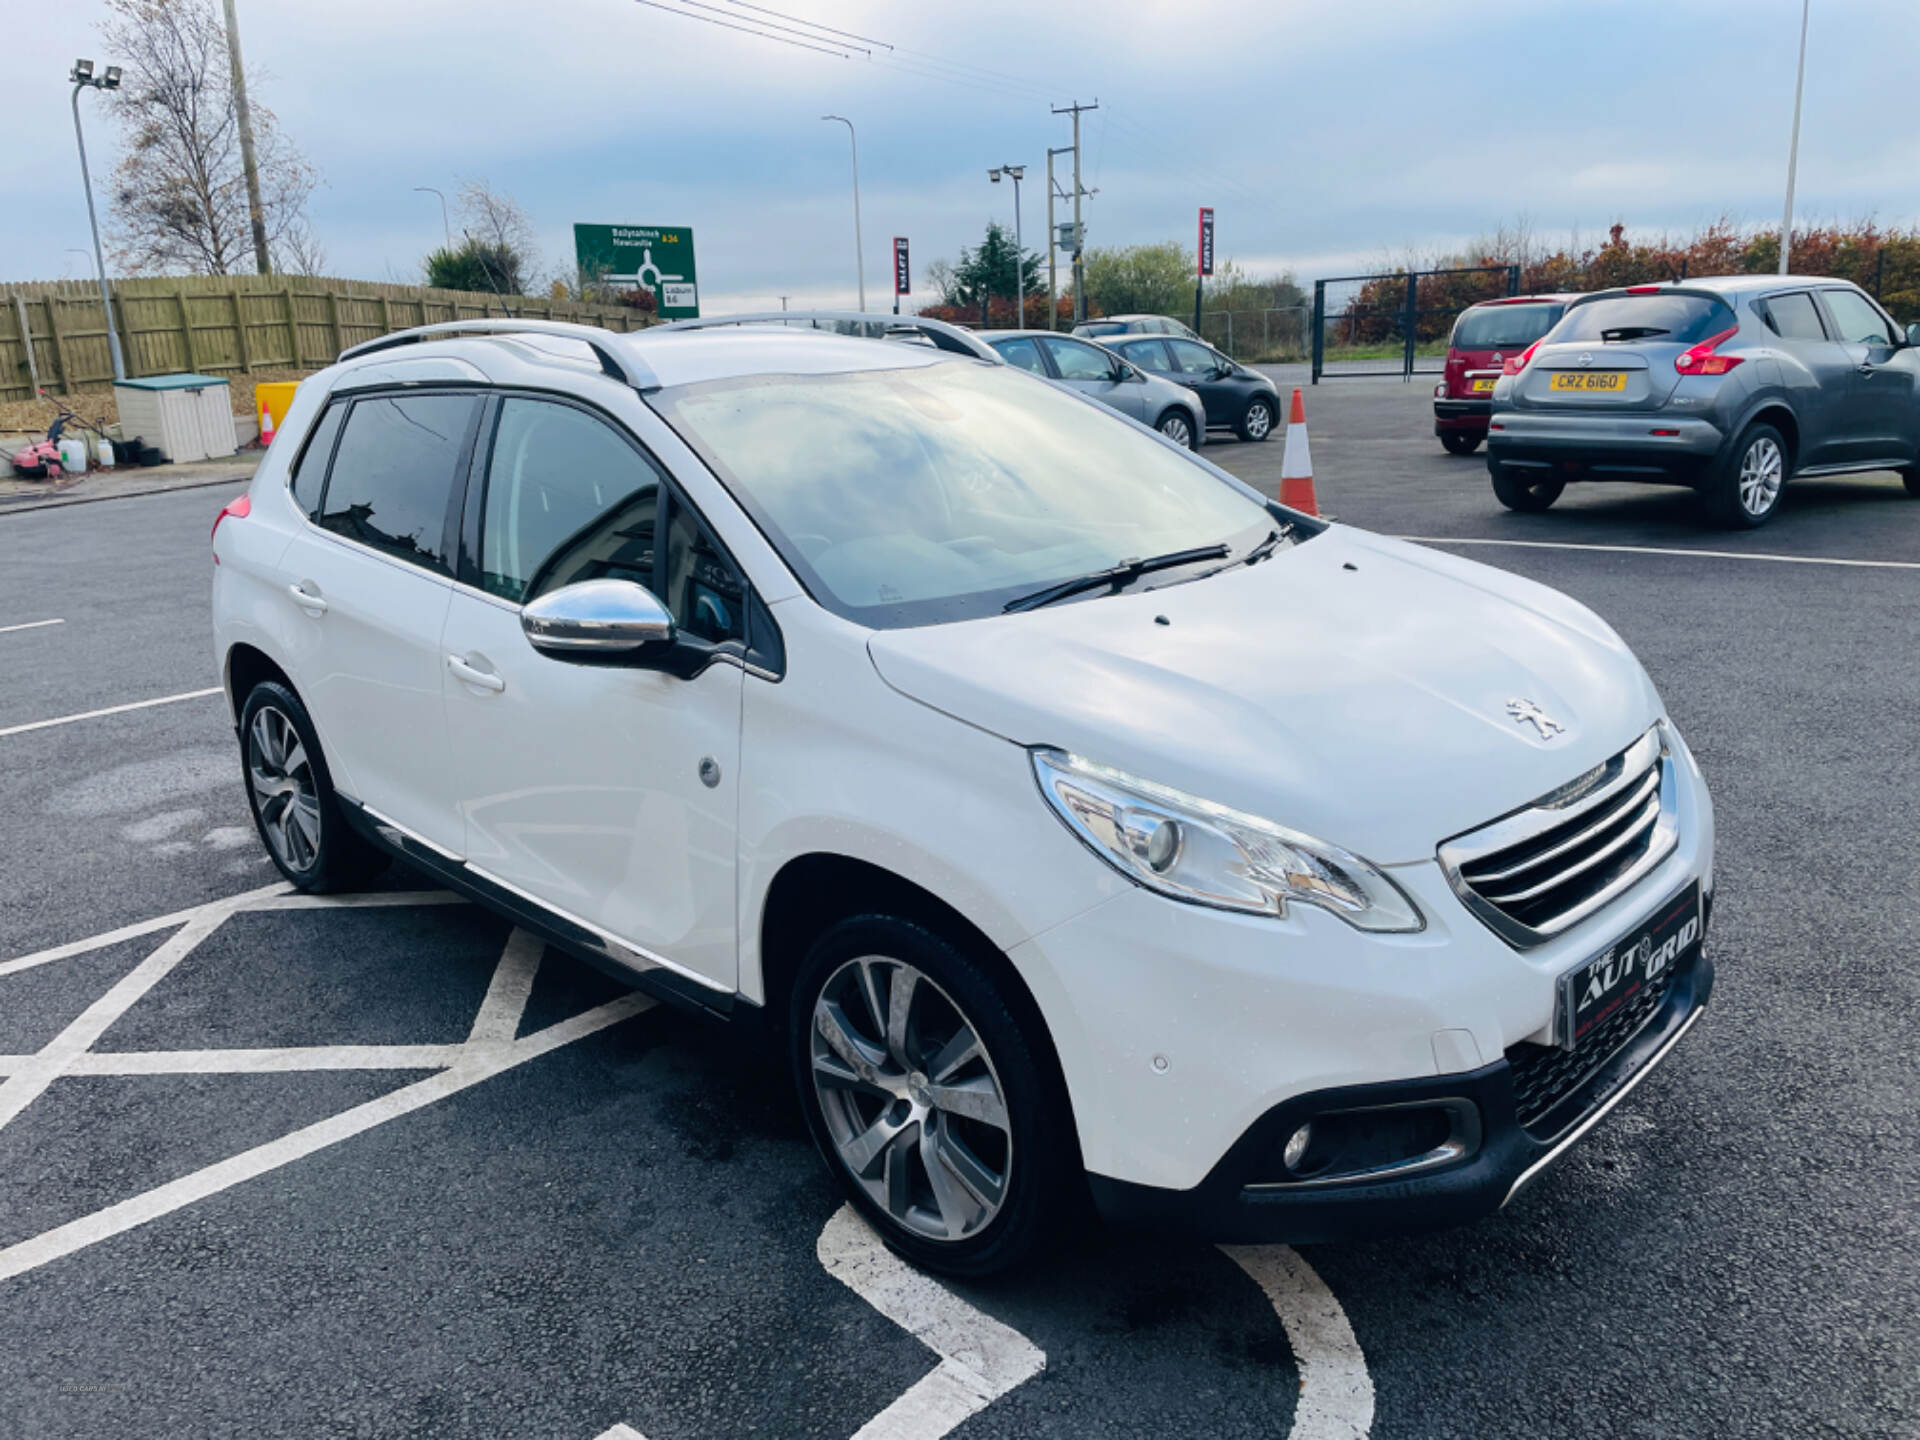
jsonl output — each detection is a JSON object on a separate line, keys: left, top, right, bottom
{"left": 1779, "top": 0, "right": 1809, "bottom": 274}
{"left": 822, "top": 115, "right": 866, "bottom": 312}
{"left": 991, "top": 166, "right": 1026, "bottom": 325}
{"left": 69, "top": 66, "right": 125, "bottom": 381}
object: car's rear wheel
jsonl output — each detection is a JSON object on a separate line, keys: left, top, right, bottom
{"left": 1441, "top": 430, "right": 1483, "bottom": 456}
{"left": 1156, "top": 410, "right": 1198, "bottom": 450}
{"left": 792, "top": 914, "right": 1070, "bottom": 1278}
{"left": 1489, "top": 459, "right": 1565, "bottom": 512}
{"left": 1238, "top": 397, "right": 1275, "bottom": 443}
{"left": 1704, "top": 422, "right": 1788, "bottom": 528}
{"left": 239, "top": 680, "right": 385, "bottom": 892}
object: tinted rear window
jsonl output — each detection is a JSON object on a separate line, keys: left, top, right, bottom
{"left": 1451, "top": 304, "right": 1564, "bottom": 350}
{"left": 1552, "top": 295, "right": 1733, "bottom": 346}
{"left": 319, "top": 393, "right": 476, "bottom": 573}
{"left": 289, "top": 401, "right": 345, "bottom": 516}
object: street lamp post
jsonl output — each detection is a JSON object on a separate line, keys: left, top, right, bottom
{"left": 1780, "top": 0, "right": 1809, "bottom": 275}
{"left": 414, "top": 187, "right": 451, "bottom": 250}
{"left": 989, "top": 165, "right": 1026, "bottom": 326}
{"left": 821, "top": 115, "right": 866, "bottom": 312}
{"left": 69, "top": 59, "right": 126, "bottom": 382}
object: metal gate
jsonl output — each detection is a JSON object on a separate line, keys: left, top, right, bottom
{"left": 1311, "top": 265, "right": 1519, "bottom": 383}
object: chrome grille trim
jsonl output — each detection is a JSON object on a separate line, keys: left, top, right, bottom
{"left": 1439, "top": 726, "right": 1679, "bottom": 948}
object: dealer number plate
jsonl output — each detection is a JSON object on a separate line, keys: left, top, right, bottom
{"left": 1557, "top": 882, "right": 1702, "bottom": 1049}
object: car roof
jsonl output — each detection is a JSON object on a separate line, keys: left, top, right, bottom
{"left": 1583, "top": 275, "right": 1863, "bottom": 299}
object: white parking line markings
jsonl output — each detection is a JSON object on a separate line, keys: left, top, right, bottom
{"left": 1399, "top": 535, "right": 1920, "bottom": 571}
{"left": 0, "top": 686, "right": 224, "bottom": 738}
{"left": 818, "top": 1204, "right": 1046, "bottom": 1440}
{"left": 0, "top": 895, "right": 655, "bottom": 1284}
{"left": 0, "top": 617, "right": 65, "bottom": 634}
{"left": 594, "top": 1426, "right": 650, "bottom": 1440}
{"left": 1222, "top": 1244, "right": 1375, "bottom": 1440}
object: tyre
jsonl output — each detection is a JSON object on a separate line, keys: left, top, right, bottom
{"left": 1489, "top": 458, "right": 1565, "bottom": 513}
{"left": 792, "top": 914, "right": 1072, "bottom": 1278}
{"left": 1156, "top": 409, "right": 1198, "bottom": 450}
{"left": 1703, "top": 422, "right": 1788, "bottom": 528}
{"left": 238, "top": 680, "right": 386, "bottom": 892}
{"left": 1440, "top": 430, "right": 1483, "bottom": 456}
{"left": 1237, "top": 396, "right": 1275, "bottom": 443}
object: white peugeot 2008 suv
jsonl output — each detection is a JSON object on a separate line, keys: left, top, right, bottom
{"left": 212, "top": 316, "right": 1715, "bottom": 1278}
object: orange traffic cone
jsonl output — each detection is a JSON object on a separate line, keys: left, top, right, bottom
{"left": 258, "top": 404, "right": 276, "bottom": 449}
{"left": 1276, "top": 388, "right": 1318, "bottom": 516}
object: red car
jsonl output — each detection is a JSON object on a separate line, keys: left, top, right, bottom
{"left": 1433, "top": 295, "right": 1579, "bottom": 454}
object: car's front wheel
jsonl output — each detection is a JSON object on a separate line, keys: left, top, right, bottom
{"left": 1238, "top": 396, "right": 1275, "bottom": 443}
{"left": 1489, "top": 459, "right": 1565, "bottom": 512}
{"left": 1704, "top": 422, "right": 1788, "bottom": 528}
{"left": 1156, "top": 409, "right": 1198, "bottom": 450}
{"left": 1440, "top": 430, "right": 1483, "bottom": 456}
{"left": 238, "top": 680, "right": 385, "bottom": 891}
{"left": 792, "top": 914, "right": 1071, "bottom": 1278}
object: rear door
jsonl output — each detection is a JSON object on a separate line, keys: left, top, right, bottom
{"left": 1817, "top": 287, "right": 1918, "bottom": 465}
{"left": 1758, "top": 290, "right": 1855, "bottom": 467}
{"left": 1039, "top": 336, "right": 1142, "bottom": 418}
{"left": 272, "top": 389, "right": 480, "bottom": 854}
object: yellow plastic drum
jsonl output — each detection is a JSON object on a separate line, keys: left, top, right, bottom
{"left": 253, "top": 381, "right": 300, "bottom": 441}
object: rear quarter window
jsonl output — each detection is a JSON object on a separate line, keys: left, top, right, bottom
{"left": 1451, "top": 304, "right": 1564, "bottom": 351}
{"left": 288, "top": 401, "right": 345, "bottom": 516}
{"left": 1552, "top": 295, "right": 1733, "bottom": 346}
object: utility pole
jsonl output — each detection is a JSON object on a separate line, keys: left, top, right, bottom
{"left": 1046, "top": 146, "right": 1071, "bottom": 330}
{"left": 822, "top": 115, "right": 866, "bottom": 311}
{"left": 1779, "top": 0, "right": 1809, "bottom": 275}
{"left": 221, "top": 0, "right": 271, "bottom": 275}
{"left": 1051, "top": 100, "right": 1097, "bottom": 325}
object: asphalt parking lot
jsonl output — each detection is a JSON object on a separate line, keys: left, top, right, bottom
{"left": 2, "top": 375, "right": 1915, "bottom": 1440}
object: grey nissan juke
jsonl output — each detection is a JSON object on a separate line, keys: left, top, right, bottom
{"left": 1485, "top": 275, "right": 1920, "bottom": 528}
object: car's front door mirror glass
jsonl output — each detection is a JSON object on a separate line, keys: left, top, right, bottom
{"left": 1908, "top": 322, "right": 1920, "bottom": 348}
{"left": 522, "top": 578, "right": 675, "bottom": 658}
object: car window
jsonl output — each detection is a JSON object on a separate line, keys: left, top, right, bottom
{"left": 1822, "top": 289, "right": 1896, "bottom": 345}
{"left": 1168, "top": 339, "right": 1222, "bottom": 376}
{"left": 1078, "top": 322, "right": 1121, "bottom": 337}
{"left": 661, "top": 495, "right": 748, "bottom": 644}
{"left": 654, "top": 359, "right": 1278, "bottom": 629}
{"left": 479, "top": 398, "right": 662, "bottom": 604}
{"left": 993, "top": 337, "right": 1048, "bottom": 375}
{"left": 1113, "top": 339, "right": 1169, "bottom": 369}
{"left": 1452, "top": 304, "right": 1563, "bottom": 350}
{"left": 1763, "top": 292, "right": 1828, "bottom": 342}
{"left": 289, "top": 401, "right": 345, "bottom": 516}
{"left": 1551, "top": 295, "right": 1733, "bottom": 346}
{"left": 318, "top": 393, "right": 476, "bottom": 573}
{"left": 1039, "top": 337, "right": 1115, "bottom": 381}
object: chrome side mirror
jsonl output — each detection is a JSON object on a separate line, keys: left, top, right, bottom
{"left": 522, "top": 579, "right": 675, "bottom": 656}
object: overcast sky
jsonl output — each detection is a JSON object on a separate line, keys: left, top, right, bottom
{"left": 11, "top": 0, "right": 1919, "bottom": 311}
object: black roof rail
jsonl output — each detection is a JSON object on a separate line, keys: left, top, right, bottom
{"left": 337, "top": 319, "right": 657, "bottom": 390}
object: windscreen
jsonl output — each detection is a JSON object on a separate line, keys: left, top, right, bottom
{"left": 1550, "top": 294, "right": 1733, "bottom": 345}
{"left": 653, "top": 360, "right": 1278, "bottom": 628}
{"left": 1452, "top": 304, "right": 1564, "bottom": 350}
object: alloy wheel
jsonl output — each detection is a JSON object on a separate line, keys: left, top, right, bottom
{"left": 810, "top": 956, "right": 1012, "bottom": 1243}
{"left": 1160, "top": 415, "right": 1193, "bottom": 448}
{"left": 247, "top": 705, "right": 322, "bottom": 872}
{"left": 1245, "top": 401, "right": 1272, "bottom": 439}
{"left": 1738, "top": 436, "right": 1784, "bottom": 517}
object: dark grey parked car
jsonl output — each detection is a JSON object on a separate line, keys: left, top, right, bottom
{"left": 1486, "top": 275, "right": 1920, "bottom": 527}
{"left": 1107, "top": 334, "right": 1282, "bottom": 442}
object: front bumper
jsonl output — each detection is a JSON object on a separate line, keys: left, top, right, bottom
{"left": 1488, "top": 412, "right": 1725, "bottom": 484}
{"left": 1090, "top": 943, "right": 1713, "bottom": 1243}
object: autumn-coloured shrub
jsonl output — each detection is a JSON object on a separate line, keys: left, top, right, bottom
{"left": 916, "top": 293, "right": 1076, "bottom": 329}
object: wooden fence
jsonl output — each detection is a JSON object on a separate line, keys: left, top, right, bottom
{"left": 0, "top": 274, "right": 656, "bottom": 402}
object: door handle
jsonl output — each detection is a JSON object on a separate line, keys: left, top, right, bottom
{"left": 447, "top": 654, "right": 506, "bottom": 693}
{"left": 1858, "top": 363, "right": 1876, "bottom": 375}
{"left": 287, "top": 582, "right": 327, "bottom": 614}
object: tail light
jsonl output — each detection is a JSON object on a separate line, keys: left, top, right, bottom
{"left": 1675, "top": 327, "right": 1743, "bottom": 377}
{"left": 1502, "top": 340, "right": 1542, "bottom": 376}
{"left": 211, "top": 493, "right": 250, "bottom": 562}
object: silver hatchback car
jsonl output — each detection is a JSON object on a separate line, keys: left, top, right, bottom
{"left": 983, "top": 330, "right": 1208, "bottom": 449}
{"left": 1486, "top": 276, "right": 1920, "bottom": 527}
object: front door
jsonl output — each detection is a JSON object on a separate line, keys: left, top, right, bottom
{"left": 1040, "top": 336, "right": 1143, "bottom": 419}
{"left": 1819, "top": 287, "right": 1919, "bottom": 466}
{"left": 1760, "top": 291, "right": 1855, "bottom": 468}
{"left": 1166, "top": 339, "right": 1234, "bottom": 426}
{"left": 440, "top": 395, "right": 743, "bottom": 992}
{"left": 272, "top": 389, "right": 480, "bottom": 856}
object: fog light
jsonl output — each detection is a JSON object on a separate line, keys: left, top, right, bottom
{"left": 1144, "top": 818, "right": 1181, "bottom": 873}
{"left": 1283, "top": 1122, "right": 1312, "bottom": 1171}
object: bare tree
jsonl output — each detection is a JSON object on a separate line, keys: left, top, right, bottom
{"left": 101, "top": 0, "right": 323, "bottom": 275}
{"left": 454, "top": 179, "right": 539, "bottom": 293}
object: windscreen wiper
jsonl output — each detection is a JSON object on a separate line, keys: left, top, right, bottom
{"left": 1197, "top": 527, "right": 1287, "bottom": 579}
{"left": 1002, "top": 543, "right": 1229, "bottom": 613}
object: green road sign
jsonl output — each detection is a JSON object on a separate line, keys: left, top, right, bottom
{"left": 574, "top": 224, "right": 699, "bottom": 319}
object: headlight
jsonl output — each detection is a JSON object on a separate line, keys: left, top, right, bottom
{"left": 1031, "top": 749, "right": 1424, "bottom": 932}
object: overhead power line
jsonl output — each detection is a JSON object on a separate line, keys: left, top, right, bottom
{"left": 722, "top": 0, "right": 892, "bottom": 50}
{"left": 631, "top": 0, "right": 852, "bottom": 58}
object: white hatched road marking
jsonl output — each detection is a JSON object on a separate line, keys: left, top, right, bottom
{"left": 1224, "top": 1243, "right": 1375, "bottom": 1439}
{"left": 0, "top": 617, "right": 65, "bottom": 634}
{"left": 0, "top": 686, "right": 224, "bottom": 738}
{"left": 1399, "top": 534, "right": 1920, "bottom": 571}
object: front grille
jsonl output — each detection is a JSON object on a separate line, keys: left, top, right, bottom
{"left": 1507, "top": 957, "right": 1679, "bottom": 1135}
{"left": 1439, "top": 727, "right": 1677, "bottom": 947}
